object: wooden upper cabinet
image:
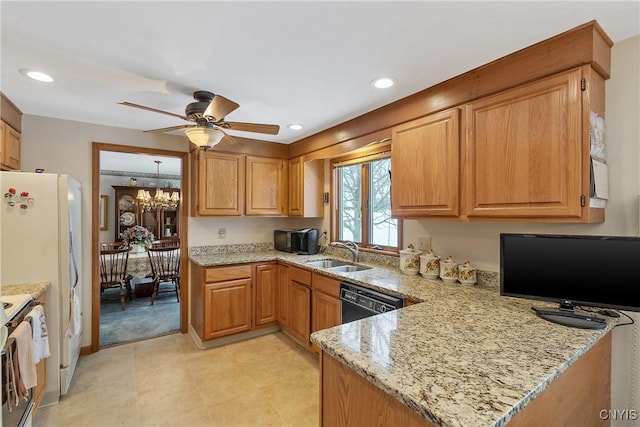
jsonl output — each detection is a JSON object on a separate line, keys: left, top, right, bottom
{"left": 465, "top": 68, "right": 586, "bottom": 220}
{"left": 288, "top": 156, "right": 323, "bottom": 217}
{"left": 1, "top": 119, "right": 21, "bottom": 171}
{"left": 1, "top": 94, "right": 22, "bottom": 171}
{"left": 391, "top": 109, "right": 460, "bottom": 217}
{"left": 245, "top": 156, "right": 286, "bottom": 216}
{"left": 194, "top": 151, "right": 245, "bottom": 216}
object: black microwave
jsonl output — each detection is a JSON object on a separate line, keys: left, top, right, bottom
{"left": 274, "top": 229, "right": 297, "bottom": 252}
{"left": 274, "top": 229, "right": 319, "bottom": 254}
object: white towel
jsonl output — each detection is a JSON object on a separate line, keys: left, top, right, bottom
{"left": 66, "top": 288, "right": 82, "bottom": 337}
{"left": 10, "top": 321, "right": 37, "bottom": 390}
{"left": 29, "top": 305, "right": 51, "bottom": 363}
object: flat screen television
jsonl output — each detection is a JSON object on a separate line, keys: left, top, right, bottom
{"left": 500, "top": 233, "right": 640, "bottom": 329}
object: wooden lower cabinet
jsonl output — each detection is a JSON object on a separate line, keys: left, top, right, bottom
{"left": 203, "top": 278, "right": 252, "bottom": 339}
{"left": 320, "top": 333, "right": 612, "bottom": 427}
{"left": 32, "top": 294, "right": 46, "bottom": 417}
{"left": 311, "top": 273, "right": 341, "bottom": 335}
{"left": 255, "top": 263, "right": 278, "bottom": 326}
{"left": 288, "top": 281, "right": 311, "bottom": 345}
{"left": 277, "top": 264, "right": 290, "bottom": 327}
{"left": 311, "top": 291, "right": 340, "bottom": 334}
{"left": 190, "top": 263, "right": 253, "bottom": 341}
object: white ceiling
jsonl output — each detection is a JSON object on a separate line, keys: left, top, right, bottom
{"left": 1, "top": 1, "right": 639, "bottom": 149}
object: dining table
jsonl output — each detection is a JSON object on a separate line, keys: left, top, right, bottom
{"left": 125, "top": 250, "right": 154, "bottom": 279}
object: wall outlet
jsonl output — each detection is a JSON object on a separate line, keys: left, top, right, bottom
{"left": 418, "top": 235, "right": 431, "bottom": 251}
{"left": 218, "top": 228, "right": 227, "bottom": 239}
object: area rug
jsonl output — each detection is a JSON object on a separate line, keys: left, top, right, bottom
{"left": 99, "top": 283, "right": 180, "bottom": 347}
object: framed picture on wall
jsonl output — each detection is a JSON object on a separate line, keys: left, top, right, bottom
{"left": 100, "top": 195, "right": 108, "bottom": 231}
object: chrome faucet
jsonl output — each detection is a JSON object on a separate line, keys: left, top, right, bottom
{"left": 330, "top": 241, "right": 359, "bottom": 263}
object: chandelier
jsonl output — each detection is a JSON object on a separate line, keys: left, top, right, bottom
{"left": 136, "top": 160, "right": 179, "bottom": 211}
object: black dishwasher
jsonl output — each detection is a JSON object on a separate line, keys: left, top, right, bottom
{"left": 339, "top": 282, "right": 404, "bottom": 324}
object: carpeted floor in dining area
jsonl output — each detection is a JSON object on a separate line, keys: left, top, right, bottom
{"left": 100, "top": 281, "right": 180, "bottom": 347}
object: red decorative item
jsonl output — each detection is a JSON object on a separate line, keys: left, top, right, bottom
{"left": 4, "top": 188, "right": 34, "bottom": 208}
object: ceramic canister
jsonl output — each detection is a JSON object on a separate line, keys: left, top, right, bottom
{"left": 458, "top": 260, "right": 477, "bottom": 285}
{"left": 439, "top": 256, "right": 459, "bottom": 283}
{"left": 399, "top": 244, "right": 421, "bottom": 276}
{"left": 419, "top": 249, "right": 440, "bottom": 279}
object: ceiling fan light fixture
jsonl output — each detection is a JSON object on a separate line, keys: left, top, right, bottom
{"left": 185, "top": 126, "right": 225, "bottom": 150}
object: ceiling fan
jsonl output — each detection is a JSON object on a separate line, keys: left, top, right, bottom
{"left": 120, "top": 91, "right": 280, "bottom": 150}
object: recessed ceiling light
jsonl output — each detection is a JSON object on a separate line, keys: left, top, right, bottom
{"left": 371, "top": 77, "right": 395, "bottom": 89}
{"left": 287, "top": 124, "right": 303, "bottom": 130}
{"left": 20, "top": 69, "right": 54, "bottom": 83}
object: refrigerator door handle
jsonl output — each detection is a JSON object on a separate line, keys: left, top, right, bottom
{"left": 70, "top": 230, "right": 79, "bottom": 289}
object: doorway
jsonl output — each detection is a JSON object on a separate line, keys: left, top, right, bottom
{"left": 91, "top": 143, "right": 189, "bottom": 352}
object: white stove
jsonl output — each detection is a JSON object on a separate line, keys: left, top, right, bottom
{"left": 2, "top": 293, "right": 34, "bottom": 321}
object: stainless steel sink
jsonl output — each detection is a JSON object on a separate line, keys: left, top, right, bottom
{"left": 305, "top": 259, "right": 351, "bottom": 268}
{"left": 328, "top": 264, "right": 373, "bottom": 272}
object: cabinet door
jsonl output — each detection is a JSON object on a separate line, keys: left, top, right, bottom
{"left": 197, "top": 151, "right": 244, "bottom": 215}
{"left": 255, "top": 264, "right": 277, "bottom": 326}
{"left": 288, "top": 281, "right": 311, "bottom": 345}
{"left": 113, "top": 187, "right": 138, "bottom": 241}
{"left": 288, "top": 157, "right": 303, "bottom": 215}
{"left": 465, "top": 69, "right": 582, "bottom": 218}
{"left": 3, "top": 123, "right": 21, "bottom": 170}
{"left": 203, "top": 278, "right": 252, "bottom": 339}
{"left": 288, "top": 157, "right": 323, "bottom": 217}
{"left": 277, "top": 265, "right": 290, "bottom": 327}
{"left": 312, "top": 290, "right": 341, "bottom": 334}
{"left": 246, "top": 156, "right": 285, "bottom": 216}
{"left": 391, "top": 109, "right": 460, "bottom": 217}
{"left": 0, "top": 120, "right": 5, "bottom": 168}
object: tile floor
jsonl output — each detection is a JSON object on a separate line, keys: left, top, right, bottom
{"left": 33, "top": 332, "right": 320, "bottom": 427}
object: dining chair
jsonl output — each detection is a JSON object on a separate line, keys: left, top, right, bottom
{"left": 146, "top": 246, "right": 181, "bottom": 305}
{"left": 100, "top": 241, "right": 127, "bottom": 251}
{"left": 99, "top": 247, "right": 133, "bottom": 310}
{"left": 151, "top": 239, "right": 180, "bottom": 249}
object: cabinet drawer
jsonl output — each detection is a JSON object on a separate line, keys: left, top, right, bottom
{"left": 289, "top": 266, "right": 312, "bottom": 286}
{"left": 312, "top": 273, "right": 340, "bottom": 298}
{"left": 205, "top": 265, "right": 252, "bottom": 283}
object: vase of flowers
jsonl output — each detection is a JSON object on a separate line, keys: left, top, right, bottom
{"left": 121, "top": 225, "right": 154, "bottom": 252}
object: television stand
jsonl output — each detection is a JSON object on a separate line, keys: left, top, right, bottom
{"left": 531, "top": 306, "right": 607, "bottom": 330}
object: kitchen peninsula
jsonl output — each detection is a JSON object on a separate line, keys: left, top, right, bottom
{"left": 189, "top": 247, "right": 614, "bottom": 427}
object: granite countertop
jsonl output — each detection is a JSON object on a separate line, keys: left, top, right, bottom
{"left": 1, "top": 281, "right": 50, "bottom": 299}
{"left": 189, "top": 249, "right": 615, "bottom": 427}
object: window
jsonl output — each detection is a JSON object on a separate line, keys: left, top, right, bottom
{"left": 332, "top": 150, "right": 401, "bottom": 251}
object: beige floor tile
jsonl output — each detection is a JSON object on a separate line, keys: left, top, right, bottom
{"left": 33, "top": 331, "right": 320, "bottom": 427}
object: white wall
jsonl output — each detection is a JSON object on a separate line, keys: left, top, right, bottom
{"left": 20, "top": 117, "right": 189, "bottom": 350}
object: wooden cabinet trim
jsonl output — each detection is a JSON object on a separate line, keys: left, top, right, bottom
{"left": 288, "top": 21, "right": 611, "bottom": 159}
{"left": 312, "top": 272, "right": 340, "bottom": 298}
{"left": 289, "top": 265, "right": 312, "bottom": 286}
{"left": 204, "top": 264, "right": 252, "bottom": 283}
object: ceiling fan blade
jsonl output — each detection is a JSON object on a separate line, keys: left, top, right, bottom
{"left": 217, "top": 128, "right": 238, "bottom": 145}
{"left": 203, "top": 95, "right": 239, "bottom": 121}
{"left": 119, "top": 101, "right": 188, "bottom": 121}
{"left": 144, "top": 124, "right": 194, "bottom": 133}
{"left": 221, "top": 121, "right": 280, "bottom": 135}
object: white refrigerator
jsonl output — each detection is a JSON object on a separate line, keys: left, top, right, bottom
{"left": 0, "top": 171, "right": 82, "bottom": 404}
